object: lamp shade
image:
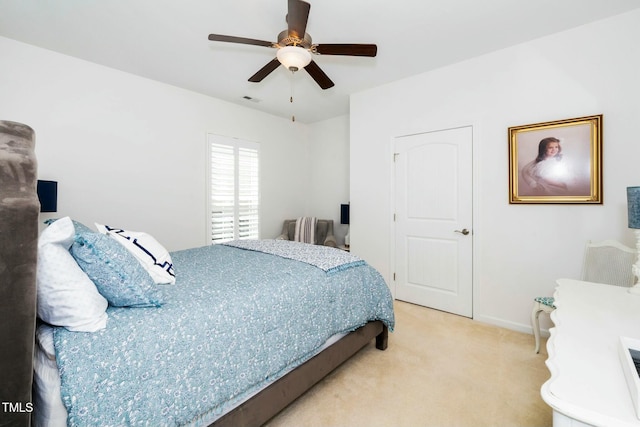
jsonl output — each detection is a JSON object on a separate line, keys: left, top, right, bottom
{"left": 340, "top": 204, "right": 350, "bottom": 225}
{"left": 276, "top": 46, "right": 311, "bottom": 71}
{"left": 37, "top": 180, "right": 57, "bottom": 213}
{"left": 627, "top": 186, "right": 640, "bottom": 229}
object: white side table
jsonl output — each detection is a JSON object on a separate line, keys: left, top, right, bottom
{"left": 541, "top": 278, "right": 640, "bottom": 426}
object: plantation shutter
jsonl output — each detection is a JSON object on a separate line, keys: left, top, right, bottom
{"left": 208, "top": 135, "right": 259, "bottom": 244}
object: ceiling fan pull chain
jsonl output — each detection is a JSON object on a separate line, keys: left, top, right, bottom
{"left": 290, "top": 69, "right": 296, "bottom": 122}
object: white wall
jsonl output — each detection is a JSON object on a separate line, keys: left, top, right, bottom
{"left": 307, "top": 115, "right": 350, "bottom": 245}
{"left": 350, "top": 9, "right": 640, "bottom": 333}
{"left": 0, "top": 36, "right": 317, "bottom": 251}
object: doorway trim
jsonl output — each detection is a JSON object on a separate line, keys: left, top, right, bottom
{"left": 389, "top": 122, "right": 480, "bottom": 319}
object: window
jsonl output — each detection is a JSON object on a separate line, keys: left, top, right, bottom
{"left": 207, "top": 134, "right": 259, "bottom": 244}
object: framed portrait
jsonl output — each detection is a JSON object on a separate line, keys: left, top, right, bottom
{"left": 508, "top": 114, "right": 602, "bottom": 204}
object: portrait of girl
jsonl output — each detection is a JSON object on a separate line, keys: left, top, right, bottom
{"left": 520, "top": 137, "right": 574, "bottom": 195}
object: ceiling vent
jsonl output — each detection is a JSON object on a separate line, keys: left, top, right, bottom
{"left": 242, "top": 95, "right": 260, "bottom": 103}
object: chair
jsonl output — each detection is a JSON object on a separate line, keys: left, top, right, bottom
{"left": 276, "top": 218, "right": 337, "bottom": 247}
{"left": 531, "top": 239, "right": 637, "bottom": 353}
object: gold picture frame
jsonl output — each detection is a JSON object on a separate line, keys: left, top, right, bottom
{"left": 508, "top": 114, "right": 602, "bottom": 204}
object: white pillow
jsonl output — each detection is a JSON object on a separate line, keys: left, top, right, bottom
{"left": 37, "top": 217, "right": 108, "bottom": 332}
{"left": 95, "top": 223, "right": 176, "bottom": 285}
{"left": 33, "top": 324, "right": 68, "bottom": 426}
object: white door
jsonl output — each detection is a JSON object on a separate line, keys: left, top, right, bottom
{"left": 393, "top": 126, "right": 473, "bottom": 317}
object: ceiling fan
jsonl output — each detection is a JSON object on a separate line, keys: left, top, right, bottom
{"left": 207, "top": 0, "right": 377, "bottom": 90}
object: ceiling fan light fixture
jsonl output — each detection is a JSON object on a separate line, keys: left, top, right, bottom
{"left": 277, "top": 46, "right": 311, "bottom": 71}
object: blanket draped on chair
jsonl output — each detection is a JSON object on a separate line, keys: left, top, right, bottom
{"left": 294, "top": 217, "right": 317, "bottom": 244}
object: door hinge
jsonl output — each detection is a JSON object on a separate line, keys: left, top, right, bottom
{"left": 393, "top": 213, "right": 396, "bottom": 221}
{"left": 393, "top": 152, "right": 399, "bottom": 162}
{"left": 393, "top": 272, "right": 396, "bottom": 281}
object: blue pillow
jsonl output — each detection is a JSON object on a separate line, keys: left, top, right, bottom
{"left": 70, "top": 231, "right": 164, "bottom": 308}
{"left": 70, "top": 220, "right": 96, "bottom": 235}
{"left": 44, "top": 218, "right": 95, "bottom": 235}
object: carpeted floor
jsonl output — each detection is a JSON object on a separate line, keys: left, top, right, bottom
{"left": 265, "top": 300, "right": 552, "bottom": 427}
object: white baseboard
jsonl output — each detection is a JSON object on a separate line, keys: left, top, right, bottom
{"left": 473, "top": 314, "right": 550, "bottom": 337}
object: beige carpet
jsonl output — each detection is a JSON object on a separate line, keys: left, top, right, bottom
{"left": 265, "top": 300, "right": 552, "bottom": 427}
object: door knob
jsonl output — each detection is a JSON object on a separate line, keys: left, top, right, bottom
{"left": 454, "top": 228, "right": 470, "bottom": 235}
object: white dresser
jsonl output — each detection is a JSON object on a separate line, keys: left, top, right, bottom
{"left": 541, "top": 278, "right": 640, "bottom": 426}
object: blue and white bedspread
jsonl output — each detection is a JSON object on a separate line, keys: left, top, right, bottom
{"left": 53, "top": 242, "right": 395, "bottom": 427}
{"left": 222, "top": 239, "right": 364, "bottom": 273}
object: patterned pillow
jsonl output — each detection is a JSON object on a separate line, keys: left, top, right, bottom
{"left": 69, "top": 220, "right": 95, "bottom": 235}
{"left": 44, "top": 217, "right": 95, "bottom": 235}
{"left": 95, "top": 223, "right": 176, "bottom": 285}
{"left": 36, "top": 217, "right": 108, "bottom": 332}
{"left": 70, "top": 231, "right": 164, "bottom": 307}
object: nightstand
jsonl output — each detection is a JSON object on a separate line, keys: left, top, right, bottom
{"left": 338, "top": 245, "right": 350, "bottom": 252}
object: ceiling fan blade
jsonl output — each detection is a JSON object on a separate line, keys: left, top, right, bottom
{"left": 208, "top": 34, "right": 274, "bottom": 48}
{"left": 315, "top": 44, "right": 378, "bottom": 57}
{"left": 287, "top": 0, "right": 310, "bottom": 40}
{"left": 248, "top": 58, "right": 281, "bottom": 82}
{"left": 304, "top": 60, "right": 334, "bottom": 90}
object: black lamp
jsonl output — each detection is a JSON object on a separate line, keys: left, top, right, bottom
{"left": 340, "top": 203, "right": 350, "bottom": 247}
{"left": 37, "top": 180, "right": 58, "bottom": 213}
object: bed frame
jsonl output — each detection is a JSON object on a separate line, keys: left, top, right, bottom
{"left": 0, "top": 120, "right": 388, "bottom": 427}
{"left": 213, "top": 321, "right": 387, "bottom": 426}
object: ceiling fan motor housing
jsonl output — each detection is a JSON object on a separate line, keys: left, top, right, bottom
{"left": 277, "top": 30, "right": 312, "bottom": 49}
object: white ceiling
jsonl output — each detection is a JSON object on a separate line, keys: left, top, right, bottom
{"left": 1, "top": 0, "right": 639, "bottom": 123}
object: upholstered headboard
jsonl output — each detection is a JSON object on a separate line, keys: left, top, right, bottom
{"left": 0, "top": 121, "right": 39, "bottom": 426}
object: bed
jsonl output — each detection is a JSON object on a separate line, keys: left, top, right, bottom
{"left": 0, "top": 120, "right": 394, "bottom": 427}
